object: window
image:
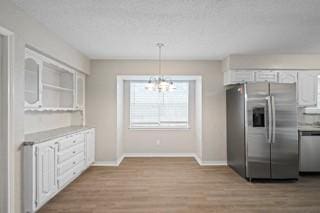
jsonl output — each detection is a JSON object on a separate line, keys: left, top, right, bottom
{"left": 130, "top": 81, "right": 189, "bottom": 128}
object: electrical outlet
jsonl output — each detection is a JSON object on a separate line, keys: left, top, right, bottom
{"left": 156, "top": 139, "right": 161, "bottom": 145}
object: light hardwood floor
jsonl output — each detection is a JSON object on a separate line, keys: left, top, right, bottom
{"left": 39, "top": 157, "right": 320, "bottom": 213}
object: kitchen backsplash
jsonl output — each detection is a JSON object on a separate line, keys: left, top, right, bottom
{"left": 297, "top": 108, "right": 320, "bottom": 126}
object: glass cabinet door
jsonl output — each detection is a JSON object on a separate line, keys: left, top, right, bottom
{"left": 24, "top": 56, "right": 42, "bottom": 108}
{"left": 76, "top": 72, "right": 85, "bottom": 109}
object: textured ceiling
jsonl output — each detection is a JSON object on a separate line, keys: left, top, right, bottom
{"left": 12, "top": 0, "right": 320, "bottom": 59}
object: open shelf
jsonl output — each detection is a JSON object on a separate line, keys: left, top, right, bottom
{"left": 24, "top": 107, "right": 76, "bottom": 112}
{"left": 40, "top": 61, "right": 75, "bottom": 109}
{"left": 25, "top": 90, "right": 38, "bottom": 94}
{"left": 43, "top": 83, "right": 74, "bottom": 92}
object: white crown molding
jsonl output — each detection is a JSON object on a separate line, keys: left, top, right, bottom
{"left": 117, "top": 75, "right": 202, "bottom": 81}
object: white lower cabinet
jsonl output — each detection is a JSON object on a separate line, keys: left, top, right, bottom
{"left": 23, "top": 128, "right": 95, "bottom": 213}
{"left": 85, "top": 129, "right": 95, "bottom": 167}
{"left": 36, "top": 140, "right": 58, "bottom": 207}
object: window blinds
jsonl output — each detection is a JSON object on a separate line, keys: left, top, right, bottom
{"left": 130, "top": 81, "right": 189, "bottom": 128}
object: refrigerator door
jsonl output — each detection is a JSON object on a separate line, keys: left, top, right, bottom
{"left": 246, "top": 83, "right": 271, "bottom": 179}
{"left": 270, "top": 83, "right": 298, "bottom": 179}
{"left": 226, "top": 84, "right": 246, "bottom": 178}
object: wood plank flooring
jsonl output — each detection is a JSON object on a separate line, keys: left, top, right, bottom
{"left": 39, "top": 157, "right": 320, "bottom": 213}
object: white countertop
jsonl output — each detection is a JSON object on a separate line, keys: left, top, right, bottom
{"left": 24, "top": 126, "right": 94, "bottom": 145}
{"left": 298, "top": 125, "right": 320, "bottom": 132}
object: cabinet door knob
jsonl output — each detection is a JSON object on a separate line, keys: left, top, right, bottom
{"left": 73, "top": 140, "right": 76, "bottom": 143}
{"left": 73, "top": 151, "right": 76, "bottom": 154}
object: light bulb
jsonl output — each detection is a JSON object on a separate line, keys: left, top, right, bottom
{"left": 145, "top": 81, "right": 155, "bottom": 91}
{"left": 169, "top": 82, "right": 176, "bottom": 91}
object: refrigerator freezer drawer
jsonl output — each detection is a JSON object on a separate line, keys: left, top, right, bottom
{"left": 300, "top": 134, "right": 320, "bottom": 172}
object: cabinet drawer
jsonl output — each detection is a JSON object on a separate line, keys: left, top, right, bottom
{"left": 57, "top": 133, "right": 84, "bottom": 152}
{"left": 57, "top": 152, "right": 85, "bottom": 177}
{"left": 57, "top": 142, "right": 85, "bottom": 164}
{"left": 58, "top": 160, "right": 85, "bottom": 189}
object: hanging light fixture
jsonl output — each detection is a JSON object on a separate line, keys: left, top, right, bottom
{"left": 145, "top": 43, "right": 176, "bottom": 92}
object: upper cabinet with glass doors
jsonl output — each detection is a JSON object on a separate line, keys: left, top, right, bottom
{"left": 24, "top": 48, "right": 86, "bottom": 111}
{"left": 24, "top": 50, "right": 42, "bottom": 108}
{"left": 75, "top": 72, "right": 85, "bottom": 110}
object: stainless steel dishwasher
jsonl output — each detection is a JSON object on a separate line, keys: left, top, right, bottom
{"left": 299, "top": 131, "right": 320, "bottom": 172}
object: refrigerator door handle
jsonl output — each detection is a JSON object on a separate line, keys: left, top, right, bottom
{"left": 271, "top": 95, "right": 276, "bottom": 144}
{"left": 266, "top": 96, "right": 272, "bottom": 144}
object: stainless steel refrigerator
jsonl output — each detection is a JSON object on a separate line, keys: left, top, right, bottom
{"left": 226, "top": 82, "right": 298, "bottom": 180}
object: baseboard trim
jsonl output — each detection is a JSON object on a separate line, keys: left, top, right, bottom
{"left": 193, "top": 155, "right": 202, "bottom": 166}
{"left": 117, "top": 155, "right": 125, "bottom": 166}
{"left": 92, "top": 161, "right": 119, "bottom": 166}
{"left": 123, "top": 153, "right": 196, "bottom": 158}
{"left": 200, "top": 161, "right": 227, "bottom": 166}
{"left": 93, "top": 155, "right": 227, "bottom": 167}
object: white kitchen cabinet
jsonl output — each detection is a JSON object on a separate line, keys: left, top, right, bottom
{"left": 24, "top": 48, "right": 86, "bottom": 111}
{"left": 278, "top": 71, "right": 297, "bottom": 83}
{"left": 36, "top": 141, "right": 58, "bottom": 206}
{"left": 41, "top": 62, "right": 75, "bottom": 110}
{"left": 255, "top": 71, "right": 278, "bottom": 82}
{"left": 24, "top": 50, "right": 42, "bottom": 108}
{"left": 23, "top": 138, "right": 59, "bottom": 212}
{"left": 75, "top": 72, "right": 85, "bottom": 110}
{"left": 23, "top": 127, "right": 95, "bottom": 213}
{"left": 85, "top": 129, "right": 95, "bottom": 167}
{"left": 224, "top": 70, "right": 255, "bottom": 85}
{"left": 224, "top": 69, "right": 320, "bottom": 107}
{"left": 297, "top": 71, "right": 318, "bottom": 107}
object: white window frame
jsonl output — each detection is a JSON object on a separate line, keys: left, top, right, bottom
{"left": 129, "top": 80, "right": 190, "bottom": 129}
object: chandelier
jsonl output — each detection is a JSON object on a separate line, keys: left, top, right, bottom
{"left": 145, "top": 43, "right": 176, "bottom": 92}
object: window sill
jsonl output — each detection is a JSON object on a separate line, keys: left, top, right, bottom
{"left": 129, "top": 127, "right": 191, "bottom": 131}
{"left": 304, "top": 108, "right": 320, "bottom": 114}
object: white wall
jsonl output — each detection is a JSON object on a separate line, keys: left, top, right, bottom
{"left": 0, "top": 0, "right": 90, "bottom": 73}
{"left": 116, "top": 78, "right": 124, "bottom": 161}
{"left": 0, "top": 0, "right": 90, "bottom": 212}
{"left": 0, "top": 33, "right": 5, "bottom": 213}
{"left": 122, "top": 80, "right": 196, "bottom": 155}
{"left": 24, "top": 112, "right": 73, "bottom": 134}
{"left": 87, "top": 60, "right": 226, "bottom": 163}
